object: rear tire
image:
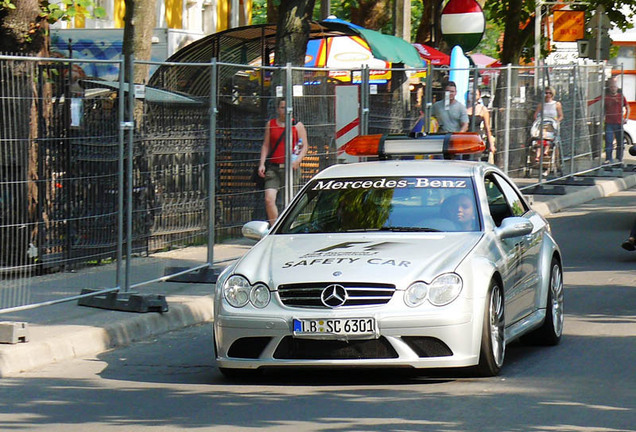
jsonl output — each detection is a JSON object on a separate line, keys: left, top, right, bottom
{"left": 475, "top": 281, "right": 505, "bottom": 377}
{"left": 521, "top": 258, "right": 564, "bottom": 345}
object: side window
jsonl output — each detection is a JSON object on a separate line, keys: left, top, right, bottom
{"left": 493, "top": 173, "right": 528, "bottom": 217}
{"left": 484, "top": 173, "right": 529, "bottom": 227}
{"left": 484, "top": 175, "right": 511, "bottom": 227}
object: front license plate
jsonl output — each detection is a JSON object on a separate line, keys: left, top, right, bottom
{"left": 293, "top": 318, "right": 376, "bottom": 337}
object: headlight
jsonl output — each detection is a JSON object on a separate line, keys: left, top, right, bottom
{"left": 428, "top": 273, "right": 463, "bottom": 306}
{"left": 250, "top": 283, "right": 271, "bottom": 308}
{"left": 224, "top": 275, "right": 251, "bottom": 307}
{"left": 405, "top": 282, "right": 429, "bottom": 307}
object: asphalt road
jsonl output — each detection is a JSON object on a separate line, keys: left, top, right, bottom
{"left": 1, "top": 189, "right": 635, "bottom": 432}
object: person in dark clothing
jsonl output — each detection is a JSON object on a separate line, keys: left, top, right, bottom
{"left": 621, "top": 217, "right": 636, "bottom": 251}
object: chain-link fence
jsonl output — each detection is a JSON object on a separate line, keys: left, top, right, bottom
{"left": 0, "top": 53, "right": 622, "bottom": 313}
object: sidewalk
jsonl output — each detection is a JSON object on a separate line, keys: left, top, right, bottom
{"left": 1, "top": 167, "right": 635, "bottom": 378}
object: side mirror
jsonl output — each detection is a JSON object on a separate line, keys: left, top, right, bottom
{"left": 242, "top": 221, "right": 270, "bottom": 240}
{"left": 497, "top": 217, "right": 533, "bottom": 239}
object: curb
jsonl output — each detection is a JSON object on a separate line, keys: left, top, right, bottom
{"left": 530, "top": 174, "right": 636, "bottom": 217}
{"left": 0, "top": 295, "right": 214, "bottom": 378}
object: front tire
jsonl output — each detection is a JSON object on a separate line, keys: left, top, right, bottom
{"left": 476, "top": 281, "right": 505, "bottom": 377}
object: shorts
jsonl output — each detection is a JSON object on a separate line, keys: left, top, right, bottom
{"left": 264, "top": 163, "right": 284, "bottom": 190}
{"left": 264, "top": 163, "right": 299, "bottom": 190}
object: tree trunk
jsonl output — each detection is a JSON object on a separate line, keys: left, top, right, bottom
{"left": 123, "top": 0, "right": 157, "bottom": 84}
{"left": 501, "top": 0, "right": 532, "bottom": 65}
{"left": 267, "top": 0, "right": 279, "bottom": 24}
{"left": 0, "top": 0, "right": 47, "bottom": 54}
{"left": 274, "top": 0, "right": 316, "bottom": 67}
{"left": 415, "top": 0, "right": 443, "bottom": 45}
{"left": 122, "top": 0, "right": 157, "bottom": 124}
{"left": 350, "top": 0, "right": 391, "bottom": 31}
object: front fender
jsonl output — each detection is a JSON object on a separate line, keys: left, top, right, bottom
{"left": 537, "top": 232, "right": 562, "bottom": 309}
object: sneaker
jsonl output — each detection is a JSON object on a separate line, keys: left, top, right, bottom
{"left": 603, "top": 160, "right": 612, "bottom": 165}
{"left": 621, "top": 237, "right": 636, "bottom": 251}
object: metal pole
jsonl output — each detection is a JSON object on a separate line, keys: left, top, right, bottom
{"left": 284, "top": 63, "right": 293, "bottom": 206}
{"left": 125, "top": 58, "right": 134, "bottom": 292}
{"left": 425, "top": 62, "right": 433, "bottom": 134}
{"left": 538, "top": 65, "right": 545, "bottom": 182}
{"left": 320, "top": 0, "right": 331, "bottom": 20}
{"left": 361, "top": 65, "right": 370, "bottom": 135}
{"left": 207, "top": 59, "right": 218, "bottom": 266}
{"left": 504, "top": 64, "right": 512, "bottom": 174}
{"left": 620, "top": 64, "right": 625, "bottom": 163}
{"left": 599, "top": 63, "right": 605, "bottom": 166}
{"left": 117, "top": 59, "right": 125, "bottom": 288}
{"left": 469, "top": 67, "right": 478, "bottom": 132}
{"left": 534, "top": 1, "right": 542, "bottom": 89}
{"left": 596, "top": 6, "right": 603, "bottom": 63}
{"left": 570, "top": 66, "right": 577, "bottom": 175}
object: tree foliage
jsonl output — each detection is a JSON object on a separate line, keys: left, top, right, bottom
{"left": 0, "top": 0, "right": 104, "bottom": 54}
{"left": 484, "top": 0, "right": 636, "bottom": 65}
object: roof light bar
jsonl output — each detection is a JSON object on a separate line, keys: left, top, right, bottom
{"left": 344, "top": 133, "right": 486, "bottom": 158}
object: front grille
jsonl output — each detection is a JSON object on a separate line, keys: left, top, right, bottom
{"left": 273, "top": 336, "right": 398, "bottom": 359}
{"left": 278, "top": 282, "right": 396, "bottom": 308}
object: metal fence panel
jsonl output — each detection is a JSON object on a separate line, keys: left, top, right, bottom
{"left": 1, "top": 55, "right": 123, "bottom": 310}
{"left": 1, "top": 55, "right": 614, "bottom": 314}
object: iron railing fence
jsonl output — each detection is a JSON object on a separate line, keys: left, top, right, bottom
{"left": 0, "top": 54, "right": 621, "bottom": 313}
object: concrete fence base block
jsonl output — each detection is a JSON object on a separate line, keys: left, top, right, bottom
{"left": 77, "top": 289, "right": 169, "bottom": 313}
{"left": 0, "top": 322, "right": 29, "bottom": 344}
{"left": 164, "top": 266, "right": 219, "bottom": 283}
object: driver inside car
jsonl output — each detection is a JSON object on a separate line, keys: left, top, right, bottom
{"left": 441, "top": 193, "right": 479, "bottom": 231}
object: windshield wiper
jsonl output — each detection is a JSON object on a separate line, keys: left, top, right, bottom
{"left": 379, "top": 226, "right": 442, "bottom": 232}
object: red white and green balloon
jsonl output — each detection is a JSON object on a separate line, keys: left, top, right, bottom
{"left": 440, "top": 0, "right": 486, "bottom": 52}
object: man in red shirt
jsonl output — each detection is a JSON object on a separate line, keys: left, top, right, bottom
{"left": 257, "top": 99, "right": 308, "bottom": 225}
{"left": 603, "top": 77, "right": 630, "bottom": 164}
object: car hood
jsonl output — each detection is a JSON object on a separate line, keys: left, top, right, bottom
{"left": 233, "top": 233, "right": 482, "bottom": 288}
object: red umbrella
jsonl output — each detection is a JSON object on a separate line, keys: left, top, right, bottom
{"left": 470, "top": 53, "right": 498, "bottom": 68}
{"left": 412, "top": 43, "right": 450, "bottom": 66}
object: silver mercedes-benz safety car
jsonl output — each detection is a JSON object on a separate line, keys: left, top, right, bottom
{"left": 214, "top": 132, "right": 564, "bottom": 378}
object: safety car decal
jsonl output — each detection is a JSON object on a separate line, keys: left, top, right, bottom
{"left": 282, "top": 241, "right": 411, "bottom": 268}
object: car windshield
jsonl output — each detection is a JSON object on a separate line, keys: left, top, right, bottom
{"left": 277, "top": 176, "right": 480, "bottom": 234}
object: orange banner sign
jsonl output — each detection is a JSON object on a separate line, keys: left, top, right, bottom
{"left": 554, "top": 11, "right": 585, "bottom": 42}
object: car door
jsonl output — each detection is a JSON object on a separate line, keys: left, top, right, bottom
{"left": 484, "top": 175, "right": 522, "bottom": 323}
{"left": 490, "top": 173, "right": 540, "bottom": 322}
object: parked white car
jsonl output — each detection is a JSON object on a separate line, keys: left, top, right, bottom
{"left": 624, "top": 119, "right": 635, "bottom": 148}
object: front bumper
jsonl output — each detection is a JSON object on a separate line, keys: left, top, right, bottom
{"left": 214, "top": 307, "right": 480, "bottom": 370}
